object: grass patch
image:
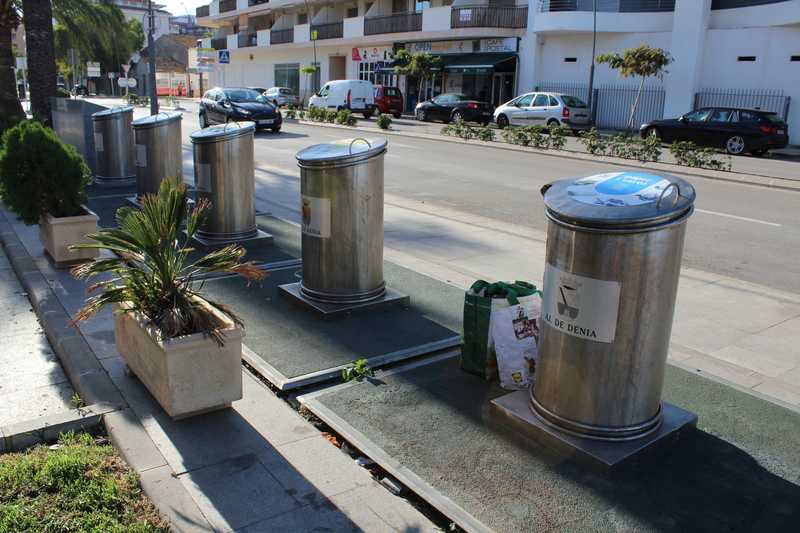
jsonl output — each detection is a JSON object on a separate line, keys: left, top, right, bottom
{"left": 0, "top": 432, "right": 169, "bottom": 532}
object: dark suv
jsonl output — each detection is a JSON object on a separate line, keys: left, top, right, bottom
{"left": 640, "top": 107, "right": 788, "bottom": 156}
{"left": 199, "top": 87, "right": 282, "bottom": 132}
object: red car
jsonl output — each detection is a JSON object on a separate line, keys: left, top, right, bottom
{"left": 374, "top": 85, "right": 404, "bottom": 118}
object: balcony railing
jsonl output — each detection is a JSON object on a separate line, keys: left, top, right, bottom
{"left": 249, "top": 0, "right": 269, "bottom": 5}
{"left": 364, "top": 12, "right": 422, "bottom": 35}
{"left": 451, "top": 6, "right": 528, "bottom": 29}
{"left": 211, "top": 37, "right": 228, "bottom": 50}
{"left": 219, "top": 0, "right": 236, "bottom": 13}
{"left": 270, "top": 27, "right": 294, "bottom": 44}
{"left": 711, "top": 0, "right": 788, "bottom": 8}
{"left": 311, "top": 21, "right": 344, "bottom": 40}
{"left": 238, "top": 32, "right": 256, "bottom": 47}
{"left": 196, "top": 5, "right": 209, "bottom": 17}
{"left": 539, "top": 0, "right": 675, "bottom": 12}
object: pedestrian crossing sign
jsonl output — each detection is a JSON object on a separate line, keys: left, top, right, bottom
{"left": 218, "top": 50, "right": 230, "bottom": 64}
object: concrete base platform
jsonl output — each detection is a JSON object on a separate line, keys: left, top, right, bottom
{"left": 490, "top": 390, "right": 697, "bottom": 473}
{"left": 278, "top": 281, "right": 410, "bottom": 319}
{"left": 190, "top": 228, "right": 273, "bottom": 250}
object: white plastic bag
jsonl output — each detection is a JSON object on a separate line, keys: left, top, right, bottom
{"left": 492, "top": 293, "right": 542, "bottom": 390}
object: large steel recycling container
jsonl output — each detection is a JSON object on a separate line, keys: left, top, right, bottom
{"left": 131, "top": 111, "right": 183, "bottom": 199}
{"left": 532, "top": 171, "right": 695, "bottom": 441}
{"left": 190, "top": 122, "right": 257, "bottom": 242}
{"left": 296, "top": 137, "right": 388, "bottom": 304}
{"left": 92, "top": 106, "right": 135, "bottom": 182}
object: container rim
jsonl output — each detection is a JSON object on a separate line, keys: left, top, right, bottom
{"left": 132, "top": 111, "right": 182, "bottom": 129}
{"left": 545, "top": 204, "right": 694, "bottom": 234}
{"left": 190, "top": 121, "right": 255, "bottom": 143}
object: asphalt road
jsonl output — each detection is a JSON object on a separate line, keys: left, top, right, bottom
{"left": 124, "top": 103, "right": 800, "bottom": 294}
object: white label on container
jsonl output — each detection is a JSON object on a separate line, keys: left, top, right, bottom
{"left": 135, "top": 144, "right": 147, "bottom": 167}
{"left": 94, "top": 132, "right": 103, "bottom": 152}
{"left": 541, "top": 263, "right": 621, "bottom": 343}
{"left": 301, "top": 196, "right": 331, "bottom": 238}
{"left": 196, "top": 164, "right": 211, "bottom": 192}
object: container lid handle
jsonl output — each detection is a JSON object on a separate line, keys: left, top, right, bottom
{"left": 349, "top": 138, "right": 371, "bottom": 154}
{"left": 656, "top": 182, "right": 682, "bottom": 209}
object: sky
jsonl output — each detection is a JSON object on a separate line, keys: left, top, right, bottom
{"left": 158, "top": 0, "right": 209, "bottom": 16}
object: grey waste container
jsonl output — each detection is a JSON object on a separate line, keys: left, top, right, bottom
{"left": 296, "top": 138, "right": 388, "bottom": 304}
{"left": 91, "top": 106, "right": 135, "bottom": 183}
{"left": 532, "top": 171, "right": 695, "bottom": 441}
{"left": 131, "top": 111, "right": 183, "bottom": 199}
{"left": 190, "top": 123, "right": 257, "bottom": 243}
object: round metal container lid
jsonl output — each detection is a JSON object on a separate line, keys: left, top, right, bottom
{"left": 296, "top": 138, "right": 387, "bottom": 167}
{"left": 92, "top": 106, "right": 134, "bottom": 120}
{"left": 132, "top": 111, "right": 182, "bottom": 129}
{"left": 190, "top": 122, "right": 255, "bottom": 144}
{"left": 543, "top": 171, "right": 695, "bottom": 229}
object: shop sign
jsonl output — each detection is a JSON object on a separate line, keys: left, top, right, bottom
{"left": 403, "top": 40, "right": 474, "bottom": 55}
{"left": 87, "top": 61, "right": 101, "bottom": 77}
{"left": 352, "top": 46, "right": 394, "bottom": 62}
{"left": 480, "top": 38, "right": 517, "bottom": 53}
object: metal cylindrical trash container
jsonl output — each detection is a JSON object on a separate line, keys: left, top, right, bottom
{"left": 131, "top": 111, "right": 183, "bottom": 199}
{"left": 189, "top": 123, "right": 257, "bottom": 243}
{"left": 532, "top": 172, "right": 695, "bottom": 441}
{"left": 296, "top": 138, "right": 388, "bottom": 304}
{"left": 92, "top": 106, "right": 135, "bottom": 182}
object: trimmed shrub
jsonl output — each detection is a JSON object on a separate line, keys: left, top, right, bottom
{"left": 670, "top": 141, "right": 731, "bottom": 171}
{"left": 0, "top": 121, "right": 91, "bottom": 224}
{"left": 324, "top": 109, "right": 337, "bottom": 123}
{"left": 578, "top": 128, "right": 607, "bottom": 155}
{"left": 548, "top": 124, "right": 569, "bottom": 150}
{"left": 376, "top": 113, "right": 392, "bottom": 130}
{"left": 335, "top": 108, "right": 357, "bottom": 126}
{"left": 477, "top": 125, "right": 495, "bottom": 142}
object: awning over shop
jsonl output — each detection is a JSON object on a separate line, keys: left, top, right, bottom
{"left": 440, "top": 53, "right": 516, "bottom": 74}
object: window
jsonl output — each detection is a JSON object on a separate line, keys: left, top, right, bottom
{"left": 683, "top": 109, "right": 711, "bottom": 122}
{"left": 297, "top": 12, "right": 308, "bottom": 24}
{"left": 359, "top": 62, "right": 377, "bottom": 83}
{"left": 561, "top": 95, "right": 587, "bottom": 108}
{"left": 318, "top": 84, "right": 330, "bottom": 97}
{"left": 792, "top": 55, "right": 800, "bottom": 62}
{"left": 737, "top": 56, "right": 756, "bottom": 62}
{"left": 392, "top": 0, "right": 407, "bottom": 13}
{"left": 384, "top": 87, "right": 400, "bottom": 96}
{"left": 532, "top": 94, "right": 549, "bottom": 107}
{"left": 549, "top": 95, "right": 559, "bottom": 106}
{"left": 515, "top": 94, "right": 533, "bottom": 107}
{"left": 347, "top": 6, "right": 358, "bottom": 17}
{"left": 274, "top": 63, "right": 300, "bottom": 95}
{"left": 563, "top": 57, "right": 577, "bottom": 63}
{"left": 709, "top": 109, "right": 734, "bottom": 123}
{"left": 415, "top": 0, "right": 431, "bottom": 10}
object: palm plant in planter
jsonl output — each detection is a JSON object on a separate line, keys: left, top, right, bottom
{"left": 71, "top": 178, "right": 266, "bottom": 419}
{"left": 0, "top": 120, "right": 97, "bottom": 266}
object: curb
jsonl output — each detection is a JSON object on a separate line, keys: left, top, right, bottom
{"left": 0, "top": 207, "right": 214, "bottom": 531}
{"left": 296, "top": 119, "right": 800, "bottom": 192}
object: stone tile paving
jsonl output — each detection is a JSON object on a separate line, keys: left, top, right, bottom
{"left": 0, "top": 247, "right": 75, "bottom": 426}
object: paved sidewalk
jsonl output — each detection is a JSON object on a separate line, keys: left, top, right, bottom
{"left": 1, "top": 212, "right": 440, "bottom": 533}
{"left": 0, "top": 246, "right": 75, "bottom": 426}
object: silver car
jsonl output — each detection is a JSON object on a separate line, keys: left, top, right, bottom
{"left": 493, "top": 92, "right": 592, "bottom": 132}
{"left": 264, "top": 87, "right": 299, "bottom": 107}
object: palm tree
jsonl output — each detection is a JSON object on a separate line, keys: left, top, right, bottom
{"left": 0, "top": 0, "right": 24, "bottom": 131}
{"left": 22, "top": 0, "right": 56, "bottom": 125}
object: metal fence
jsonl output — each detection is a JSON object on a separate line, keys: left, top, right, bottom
{"left": 270, "top": 28, "right": 294, "bottom": 45}
{"left": 311, "top": 21, "right": 344, "bottom": 40}
{"left": 535, "top": 81, "right": 666, "bottom": 130}
{"left": 364, "top": 13, "right": 423, "bottom": 35}
{"left": 694, "top": 88, "right": 791, "bottom": 120}
{"left": 196, "top": 5, "right": 209, "bottom": 17}
{"left": 539, "top": 0, "right": 675, "bottom": 12}
{"left": 219, "top": 0, "right": 236, "bottom": 13}
{"left": 711, "top": 0, "right": 789, "bottom": 9}
{"left": 451, "top": 6, "right": 528, "bottom": 29}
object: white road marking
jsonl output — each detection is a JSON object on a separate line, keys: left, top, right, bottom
{"left": 695, "top": 208, "right": 782, "bottom": 227}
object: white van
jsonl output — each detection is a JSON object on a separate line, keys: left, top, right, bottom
{"left": 308, "top": 80, "right": 376, "bottom": 118}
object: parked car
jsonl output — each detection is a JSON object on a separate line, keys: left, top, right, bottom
{"left": 308, "top": 80, "right": 376, "bottom": 118}
{"left": 415, "top": 93, "right": 493, "bottom": 125}
{"left": 374, "top": 85, "right": 404, "bottom": 118}
{"left": 263, "top": 87, "right": 299, "bottom": 108}
{"left": 640, "top": 107, "right": 788, "bottom": 156}
{"left": 199, "top": 87, "right": 282, "bottom": 132}
{"left": 493, "top": 92, "right": 592, "bottom": 133}
{"left": 248, "top": 86, "right": 267, "bottom": 95}
{"left": 72, "top": 84, "right": 88, "bottom": 96}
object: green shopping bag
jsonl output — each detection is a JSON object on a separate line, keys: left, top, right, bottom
{"left": 461, "top": 280, "right": 539, "bottom": 380}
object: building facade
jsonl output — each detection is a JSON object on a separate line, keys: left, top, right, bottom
{"left": 113, "top": 0, "right": 173, "bottom": 39}
{"left": 196, "top": 0, "right": 800, "bottom": 143}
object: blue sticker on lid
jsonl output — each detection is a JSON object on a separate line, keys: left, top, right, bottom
{"left": 567, "top": 172, "right": 670, "bottom": 207}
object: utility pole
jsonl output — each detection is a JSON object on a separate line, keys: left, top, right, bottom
{"left": 586, "top": 0, "right": 597, "bottom": 119}
{"left": 304, "top": 0, "right": 318, "bottom": 93}
{"left": 147, "top": 0, "right": 158, "bottom": 114}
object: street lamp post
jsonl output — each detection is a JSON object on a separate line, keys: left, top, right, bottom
{"left": 587, "top": 0, "right": 597, "bottom": 119}
{"left": 148, "top": 0, "right": 158, "bottom": 114}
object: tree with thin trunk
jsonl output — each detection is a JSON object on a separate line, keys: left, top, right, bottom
{"left": 22, "top": 0, "right": 57, "bottom": 126}
{"left": 596, "top": 44, "right": 672, "bottom": 131}
{"left": 0, "top": 0, "right": 24, "bottom": 133}
{"left": 393, "top": 49, "right": 442, "bottom": 106}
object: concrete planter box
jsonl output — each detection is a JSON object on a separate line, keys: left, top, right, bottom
{"left": 39, "top": 206, "right": 99, "bottom": 267}
{"left": 113, "top": 301, "right": 244, "bottom": 419}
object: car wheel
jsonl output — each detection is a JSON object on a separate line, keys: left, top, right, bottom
{"left": 497, "top": 114, "right": 509, "bottom": 129}
{"left": 452, "top": 111, "right": 463, "bottom": 123}
{"left": 363, "top": 108, "right": 373, "bottom": 119}
{"left": 645, "top": 127, "right": 661, "bottom": 140}
{"left": 417, "top": 109, "right": 427, "bottom": 122}
{"left": 725, "top": 135, "right": 746, "bottom": 155}
{"left": 199, "top": 113, "right": 208, "bottom": 128}
{"left": 751, "top": 148, "right": 768, "bottom": 157}
{"left": 546, "top": 118, "right": 560, "bottom": 128}
{"left": 393, "top": 112, "right": 402, "bottom": 119}
{"left": 271, "top": 127, "right": 281, "bottom": 133}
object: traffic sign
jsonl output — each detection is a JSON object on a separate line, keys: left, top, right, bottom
{"left": 87, "top": 61, "right": 101, "bottom": 77}
{"left": 218, "top": 50, "right": 230, "bottom": 64}
{"left": 121, "top": 64, "right": 130, "bottom": 74}
{"left": 118, "top": 77, "right": 137, "bottom": 88}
